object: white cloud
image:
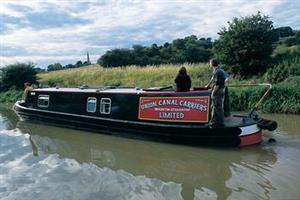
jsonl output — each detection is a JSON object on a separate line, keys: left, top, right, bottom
{"left": 0, "top": 54, "right": 100, "bottom": 67}
{"left": 0, "top": 3, "right": 25, "bottom": 18}
{"left": 0, "top": 0, "right": 299, "bottom": 68}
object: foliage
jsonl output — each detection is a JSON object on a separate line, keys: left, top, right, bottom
{"left": 277, "top": 30, "right": 300, "bottom": 46}
{"left": 0, "top": 63, "right": 38, "bottom": 91}
{"left": 273, "top": 26, "right": 294, "bottom": 39}
{"left": 97, "top": 36, "right": 213, "bottom": 67}
{"left": 0, "top": 89, "right": 23, "bottom": 103}
{"left": 65, "top": 64, "right": 75, "bottom": 69}
{"left": 264, "top": 44, "right": 300, "bottom": 82}
{"left": 0, "top": 62, "right": 295, "bottom": 114}
{"left": 34, "top": 67, "right": 46, "bottom": 73}
{"left": 98, "top": 49, "right": 135, "bottom": 67}
{"left": 47, "top": 63, "right": 63, "bottom": 71}
{"left": 75, "top": 60, "right": 83, "bottom": 67}
{"left": 213, "top": 12, "right": 276, "bottom": 76}
{"left": 229, "top": 83, "right": 300, "bottom": 114}
{"left": 46, "top": 59, "right": 91, "bottom": 72}
{"left": 230, "top": 87, "right": 263, "bottom": 111}
{"left": 264, "top": 81, "right": 300, "bottom": 114}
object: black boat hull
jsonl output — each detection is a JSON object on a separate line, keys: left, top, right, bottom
{"left": 14, "top": 101, "right": 244, "bottom": 147}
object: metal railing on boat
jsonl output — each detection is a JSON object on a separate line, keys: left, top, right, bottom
{"left": 226, "top": 83, "right": 272, "bottom": 118}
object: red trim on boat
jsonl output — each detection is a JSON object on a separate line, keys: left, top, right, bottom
{"left": 239, "top": 131, "right": 262, "bottom": 147}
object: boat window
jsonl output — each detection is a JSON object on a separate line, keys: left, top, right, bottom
{"left": 87, "top": 97, "right": 97, "bottom": 113}
{"left": 37, "top": 95, "right": 49, "bottom": 108}
{"left": 100, "top": 98, "right": 111, "bottom": 114}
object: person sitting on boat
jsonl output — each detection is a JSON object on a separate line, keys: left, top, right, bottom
{"left": 174, "top": 66, "right": 191, "bottom": 92}
{"left": 22, "top": 82, "right": 33, "bottom": 103}
{"left": 206, "top": 59, "right": 227, "bottom": 127}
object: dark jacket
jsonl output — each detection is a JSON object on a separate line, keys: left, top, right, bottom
{"left": 175, "top": 74, "right": 191, "bottom": 92}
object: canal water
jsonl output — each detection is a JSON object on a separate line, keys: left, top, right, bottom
{"left": 0, "top": 104, "right": 300, "bottom": 200}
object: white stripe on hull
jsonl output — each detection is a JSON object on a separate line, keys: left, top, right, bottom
{"left": 239, "top": 124, "right": 260, "bottom": 136}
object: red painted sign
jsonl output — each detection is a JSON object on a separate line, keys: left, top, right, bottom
{"left": 138, "top": 96, "right": 210, "bottom": 122}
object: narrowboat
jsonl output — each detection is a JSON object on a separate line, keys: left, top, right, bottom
{"left": 13, "top": 85, "right": 277, "bottom": 147}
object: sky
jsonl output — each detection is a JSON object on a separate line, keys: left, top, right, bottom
{"left": 0, "top": 0, "right": 299, "bottom": 68}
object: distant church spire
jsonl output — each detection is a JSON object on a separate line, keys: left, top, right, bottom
{"left": 87, "top": 52, "right": 91, "bottom": 64}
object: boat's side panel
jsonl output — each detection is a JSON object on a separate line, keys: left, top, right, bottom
{"left": 27, "top": 91, "right": 141, "bottom": 121}
{"left": 26, "top": 90, "right": 212, "bottom": 123}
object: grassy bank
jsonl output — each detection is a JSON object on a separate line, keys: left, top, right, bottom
{"left": 230, "top": 83, "right": 300, "bottom": 113}
{"left": 38, "top": 64, "right": 214, "bottom": 87}
{"left": 38, "top": 64, "right": 300, "bottom": 114}
{"left": 0, "top": 89, "right": 23, "bottom": 103}
{"left": 1, "top": 64, "right": 299, "bottom": 114}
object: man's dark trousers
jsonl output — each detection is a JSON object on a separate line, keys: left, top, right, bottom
{"left": 210, "top": 89, "right": 225, "bottom": 127}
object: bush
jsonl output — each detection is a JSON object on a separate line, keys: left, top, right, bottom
{"left": 0, "top": 63, "right": 38, "bottom": 91}
{"left": 213, "top": 12, "right": 276, "bottom": 76}
{"left": 230, "top": 87, "right": 263, "bottom": 111}
{"left": 265, "top": 46, "right": 300, "bottom": 82}
{"left": 229, "top": 80, "right": 300, "bottom": 114}
{"left": 0, "top": 89, "right": 23, "bottom": 103}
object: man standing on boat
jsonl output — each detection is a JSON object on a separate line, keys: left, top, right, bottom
{"left": 206, "top": 59, "right": 228, "bottom": 127}
{"left": 22, "top": 82, "right": 33, "bottom": 103}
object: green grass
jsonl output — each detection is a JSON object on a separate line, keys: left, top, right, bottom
{"left": 229, "top": 87, "right": 299, "bottom": 114}
{"left": 38, "top": 63, "right": 213, "bottom": 88}
{"left": 1, "top": 63, "right": 298, "bottom": 114}
{"left": 0, "top": 89, "right": 23, "bottom": 103}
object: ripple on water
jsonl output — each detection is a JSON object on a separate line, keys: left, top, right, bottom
{"left": 0, "top": 130, "right": 183, "bottom": 200}
{"left": 225, "top": 137, "right": 300, "bottom": 200}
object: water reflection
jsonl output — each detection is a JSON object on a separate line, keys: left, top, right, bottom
{"left": 1, "top": 105, "right": 300, "bottom": 200}
{"left": 17, "top": 121, "right": 279, "bottom": 200}
{"left": 0, "top": 104, "right": 19, "bottom": 130}
{"left": 0, "top": 130, "right": 183, "bottom": 200}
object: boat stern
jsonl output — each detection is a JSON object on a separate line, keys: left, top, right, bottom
{"left": 239, "top": 124, "right": 262, "bottom": 147}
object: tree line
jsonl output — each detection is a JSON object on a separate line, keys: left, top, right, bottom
{"left": 1, "top": 12, "right": 299, "bottom": 92}
{"left": 38, "top": 12, "right": 300, "bottom": 78}
{"left": 97, "top": 36, "right": 213, "bottom": 67}
{"left": 47, "top": 60, "right": 91, "bottom": 72}
{"left": 98, "top": 12, "right": 298, "bottom": 77}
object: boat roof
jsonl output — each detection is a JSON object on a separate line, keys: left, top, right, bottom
{"left": 34, "top": 87, "right": 143, "bottom": 93}
{"left": 33, "top": 86, "right": 209, "bottom": 94}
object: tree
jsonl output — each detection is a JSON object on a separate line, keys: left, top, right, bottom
{"left": 97, "top": 35, "right": 214, "bottom": 67}
{"left": 0, "top": 63, "right": 37, "bottom": 91}
{"left": 47, "top": 63, "right": 63, "bottom": 71}
{"left": 98, "top": 49, "right": 135, "bottom": 67}
{"left": 132, "top": 45, "right": 149, "bottom": 66}
{"left": 34, "top": 67, "right": 45, "bottom": 73}
{"left": 274, "top": 26, "right": 294, "bottom": 39}
{"left": 75, "top": 60, "right": 83, "bottom": 67}
{"left": 213, "top": 12, "right": 276, "bottom": 76}
{"left": 83, "top": 61, "right": 90, "bottom": 66}
{"left": 64, "top": 64, "right": 75, "bottom": 69}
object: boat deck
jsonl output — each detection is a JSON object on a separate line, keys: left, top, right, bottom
{"left": 224, "top": 115, "right": 252, "bottom": 127}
